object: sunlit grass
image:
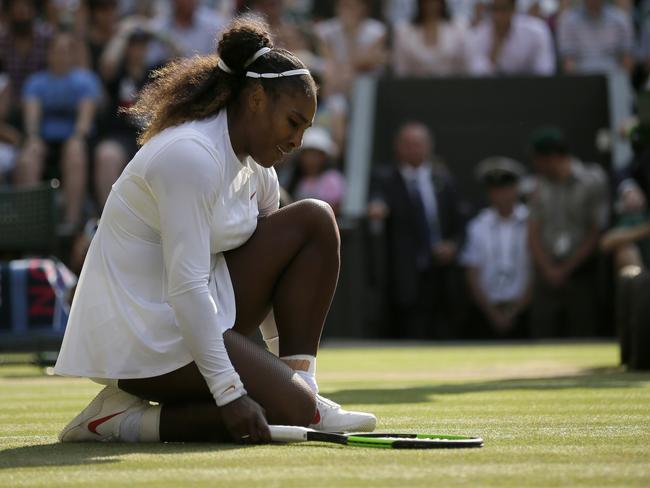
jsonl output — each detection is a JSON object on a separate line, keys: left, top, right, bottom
{"left": 1, "top": 342, "right": 649, "bottom": 487}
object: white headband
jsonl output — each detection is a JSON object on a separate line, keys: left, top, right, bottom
{"left": 245, "top": 47, "right": 271, "bottom": 67}
{"left": 217, "top": 47, "right": 310, "bottom": 78}
{"left": 246, "top": 69, "right": 311, "bottom": 79}
{"left": 217, "top": 58, "right": 233, "bottom": 74}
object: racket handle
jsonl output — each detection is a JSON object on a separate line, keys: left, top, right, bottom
{"left": 269, "top": 425, "right": 311, "bottom": 443}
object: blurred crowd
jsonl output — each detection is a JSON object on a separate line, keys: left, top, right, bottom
{"left": 1, "top": 0, "right": 650, "bottom": 339}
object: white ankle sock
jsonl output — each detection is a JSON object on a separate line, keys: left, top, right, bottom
{"left": 119, "top": 404, "right": 161, "bottom": 442}
{"left": 140, "top": 405, "right": 161, "bottom": 442}
{"left": 119, "top": 408, "right": 144, "bottom": 442}
{"left": 281, "top": 354, "right": 318, "bottom": 393}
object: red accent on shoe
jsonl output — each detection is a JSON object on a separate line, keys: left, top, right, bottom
{"left": 311, "top": 408, "right": 321, "bottom": 425}
{"left": 87, "top": 410, "right": 127, "bottom": 435}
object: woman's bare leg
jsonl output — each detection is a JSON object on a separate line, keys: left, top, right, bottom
{"left": 224, "top": 198, "right": 340, "bottom": 355}
{"left": 121, "top": 330, "right": 316, "bottom": 441}
{"left": 61, "top": 137, "right": 88, "bottom": 226}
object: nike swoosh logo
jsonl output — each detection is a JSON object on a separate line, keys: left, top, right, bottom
{"left": 221, "top": 385, "right": 236, "bottom": 396}
{"left": 88, "top": 410, "right": 127, "bottom": 435}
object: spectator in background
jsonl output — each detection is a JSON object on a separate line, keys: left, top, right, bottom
{"left": 286, "top": 126, "right": 345, "bottom": 214}
{"left": 461, "top": 157, "right": 531, "bottom": 339}
{"left": 0, "top": 0, "right": 53, "bottom": 118}
{"left": 249, "top": 0, "right": 325, "bottom": 77}
{"left": 250, "top": 0, "right": 308, "bottom": 50}
{"left": 384, "top": 0, "right": 418, "bottom": 25}
{"left": 93, "top": 23, "right": 160, "bottom": 212}
{"left": 469, "top": 1, "right": 489, "bottom": 28}
{"left": 311, "top": 71, "right": 348, "bottom": 161}
{"left": 636, "top": 5, "right": 650, "bottom": 88}
{"left": 527, "top": 127, "right": 608, "bottom": 337}
{"left": 368, "top": 122, "right": 465, "bottom": 339}
{"left": 557, "top": 0, "right": 634, "bottom": 74}
{"left": 78, "top": 0, "right": 121, "bottom": 72}
{"left": 0, "top": 71, "right": 20, "bottom": 184}
{"left": 601, "top": 121, "right": 650, "bottom": 270}
{"left": 317, "top": 0, "right": 388, "bottom": 96}
{"left": 15, "top": 31, "right": 101, "bottom": 231}
{"left": 146, "top": 0, "right": 228, "bottom": 66}
{"left": 392, "top": 0, "right": 467, "bottom": 77}
{"left": 465, "top": 0, "right": 556, "bottom": 76}
{"left": 601, "top": 185, "right": 650, "bottom": 270}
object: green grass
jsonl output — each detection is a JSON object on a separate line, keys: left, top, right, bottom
{"left": 1, "top": 342, "right": 649, "bottom": 487}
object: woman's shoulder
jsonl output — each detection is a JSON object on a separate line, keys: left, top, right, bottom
{"left": 23, "top": 70, "right": 49, "bottom": 91}
{"left": 69, "top": 68, "right": 100, "bottom": 83}
{"left": 141, "top": 127, "right": 225, "bottom": 184}
{"left": 155, "top": 115, "right": 226, "bottom": 158}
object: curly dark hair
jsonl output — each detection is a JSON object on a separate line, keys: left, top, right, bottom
{"left": 127, "top": 15, "right": 316, "bottom": 145}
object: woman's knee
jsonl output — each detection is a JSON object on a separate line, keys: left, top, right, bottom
{"left": 292, "top": 198, "right": 340, "bottom": 248}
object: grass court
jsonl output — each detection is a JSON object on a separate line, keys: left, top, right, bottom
{"left": 1, "top": 342, "right": 649, "bottom": 487}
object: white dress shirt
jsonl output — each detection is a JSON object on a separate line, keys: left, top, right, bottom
{"left": 466, "top": 14, "right": 556, "bottom": 76}
{"left": 316, "top": 17, "right": 387, "bottom": 74}
{"left": 461, "top": 204, "right": 531, "bottom": 303}
{"left": 392, "top": 21, "right": 467, "bottom": 77}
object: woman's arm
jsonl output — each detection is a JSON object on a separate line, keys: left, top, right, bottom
{"left": 147, "top": 138, "right": 246, "bottom": 407}
{"left": 73, "top": 98, "right": 96, "bottom": 139}
{"left": 23, "top": 98, "right": 42, "bottom": 140}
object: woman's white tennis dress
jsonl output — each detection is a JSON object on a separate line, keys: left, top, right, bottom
{"left": 54, "top": 110, "right": 279, "bottom": 405}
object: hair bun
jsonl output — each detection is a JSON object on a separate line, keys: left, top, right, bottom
{"left": 218, "top": 15, "right": 274, "bottom": 74}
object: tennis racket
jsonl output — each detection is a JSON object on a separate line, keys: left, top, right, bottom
{"left": 269, "top": 425, "right": 484, "bottom": 449}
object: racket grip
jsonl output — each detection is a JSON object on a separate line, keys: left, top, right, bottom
{"left": 269, "top": 425, "right": 311, "bottom": 443}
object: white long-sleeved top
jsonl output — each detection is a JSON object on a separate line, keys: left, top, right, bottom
{"left": 54, "top": 110, "right": 279, "bottom": 406}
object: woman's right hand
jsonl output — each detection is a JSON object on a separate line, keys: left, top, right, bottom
{"left": 219, "top": 395, "right": 271, "bottom": 444}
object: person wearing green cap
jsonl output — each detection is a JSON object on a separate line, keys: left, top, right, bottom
{"left": 527, "top": 127, "right": 609, "bottom": 338}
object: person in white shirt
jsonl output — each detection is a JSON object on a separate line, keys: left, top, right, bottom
{"left": 146, "top": 0, "right": 229, "bottom": 66}
{"left": 461, "top": 157, "right": 532, "bottom": 338}
{"left": 392, "top": 0, "right": 468, "bottom": 77}
{"left": 316, "top": 0, "right": 388, "bottom": 96}
{"left": 465, "top": 0, "right": 556, "bottom": 76}
{"left": 54, "top": 15, "right": 375, "bottom": 445}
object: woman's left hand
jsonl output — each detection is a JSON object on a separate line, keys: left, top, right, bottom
{"left": 219, "top": 394, "right": 271, "bottom": 444}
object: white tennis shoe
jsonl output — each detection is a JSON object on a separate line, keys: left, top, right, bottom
{"left": 58, "top": 385, "right": 149, "bottom": 442}
{"left": 308, "top": 394, "right": 376, "bottom": 433}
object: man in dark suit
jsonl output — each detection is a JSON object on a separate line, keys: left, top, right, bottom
{"left": 368, "top": 122, "right": 466, "bottom": 339}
